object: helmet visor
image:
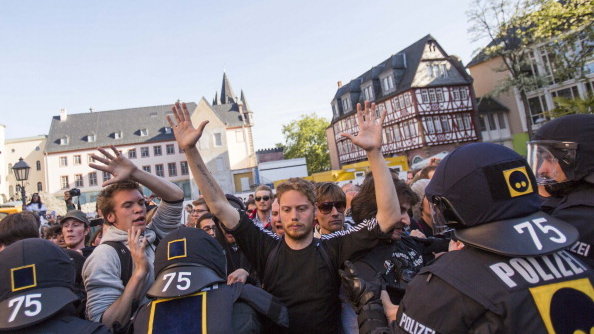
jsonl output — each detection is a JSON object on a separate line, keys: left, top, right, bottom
{"left": 430, "top": 196, "right": 464, "bottom": 235}
{"left": 527, "top": 140, "right": 577, "bottom": 185}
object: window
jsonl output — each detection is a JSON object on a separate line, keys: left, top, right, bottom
{"left": 88, "top": 154, "right": 95, "bottom": 163}
{"left": 73, "top": 155, "right": 82, "bottom": 165}
{"left": 168, "top": 163, "right": 177, "bottom": 177}
{"left": 421, "top": 90, "right": 429, "bottom": 103}
{"left": 235, "top": 130, "right": 244, "bottom": 143}
{"left": 460, "top": 89, "right": 468, "bottom": 100}
{"left": 87, "top": 134, "right": 96, "bottom": 142}
{"left": 166, "top": 144, "right": 175, "bottom": 155}
{"left": 114, "top": 131, "right": 123, "bottom": 139}
{"left": 497, "top": 113, "right": 507, "bottom": 129}
{"left": 59, "top": 156, "right": 68, "bottom": 167}
{"left": 128, "top": 149, "right": 137, "bottom": 159}
{"left": 155, "top": 164, "right": 164, "bottom": 177}
{"left": 424, "top": 117, "right": 435, "bottom": 134}
{"left": 441, "top": 116, "right": 451, "bottom": 132}
{"left": 404, "top": 94, "right": 411, "bottom": 107}
{"left": 436, "top": 89, "right": 444, "bottom": 102}
{"left": 35, "top": 146, "right": 40, "bottom": 151}
{"left": 428, "top": 89, "right": 437, "bottom": 103}
{"left": 382, "top": 75, "right": 395, "bottom": 93}
{"left": 103, "top": 171, "right": 111, "bottom": 182}
{"left": 89, "top": 172, "right": 98, "bottom": 186}
{"left": 142, "top": 165, "right": 151, "bottom": 173}
{"left": 399, "top": 95, "right": 405, "bottom": 109}
{"left": 59, "top": 136, "right": 69, "bottom": 145}
{"left": 61, "top": 176, "right": 69, "bottom": 190}
{"left": 180, "top": 161, "right": 189, "bottom": 175}
{"left": 73, "top": 174, "right": 83, "bottom": 187}
{"left": 440, "top": 64, "right": 448, "bottom": 78}
{"left": 452, "top": 88, "right": 461, "bottom": 100}
{"left": 363, "top": 85, "right": 374, "bottom": 101}
{"left": 153, "top": 145, "right": 162, "bottom": 156}
{"left": 488, "top": 113, "right": 497, "bottom": 130}
{"left": 164, "top": 127, "right": 172, "bottom": 134}
{"left": 528, "top": 96, "right": 548, "bottom": 124}
{"left": 141, "top": 147, "right": 150, "bottom": 158}
{"left": 140, "top": 128, "right": 149, "bottom": 136}
{"left": 36, "top": 160, "right": 41, "bottom": 171}
{"left": 37, "top": 182, "right": 42, "bottom": 192}
{"left": 178, "top": 145, "right": 184, "bottom": 154}
{"left": 213, "top": 133, "right": 223, "bottom": 147}
{"left": 342, "top": 97, "right": 351, "bottom": 111}
{"left": 479, "top": 115, "right": 487, "bottom": 132}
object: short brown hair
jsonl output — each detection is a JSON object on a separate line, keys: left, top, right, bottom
{"left": 351, "top": 171, "right": 419, "bottom": 223}
{"left": 315, "top": 182, "right": 345, "bottom": 203}
{"left": 255, "top": 184, "right": 272, "bottom": 196}
{"left": 276, "top": 178, "right": 316, "bottom": 205}
{"left": 192, "top": 198, "right": 207, "bottom": 207}
{"left": 97, "top": 180, "right": 142, "bottom": 223}
{"left": 0, "top": 212, "right": 40, "bottom": 247}
{"left": 196, "top": 213, "right": 215, "bottom": 228}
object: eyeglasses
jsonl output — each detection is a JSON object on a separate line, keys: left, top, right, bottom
{"left": 317, "top": 201, "right": 346, "bottom": 215}
{"left": 192, "top": 209, "right": 209, "bottom": 214}
{"left": 201, "top": 225, "right": 215, "bottom": 232}
{"left": 255, "top": 196, "right": 270, "bottom": 202}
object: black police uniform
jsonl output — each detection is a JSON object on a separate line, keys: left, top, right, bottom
{"left": 0, "top": 239, "right": 110, "bottom": 333}
{"left": 132, "top": 226, "right": 288, "bottom": 333}
{"left": 391, "top": 143, "right": 594, "bottom": 334}
{"left": 532, "top": 115, "right": 594, "bottom": 266}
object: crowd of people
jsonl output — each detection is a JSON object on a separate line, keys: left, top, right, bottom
{"left": 0, "top": 102, "right": 592, "bottom": 333}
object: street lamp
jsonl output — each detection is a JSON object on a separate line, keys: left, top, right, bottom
{"left": 12, "top": 158, "right": 30, "bottom": 209}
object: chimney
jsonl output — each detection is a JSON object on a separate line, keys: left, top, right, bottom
{"left": 337, "top": 81, "right": 343, "bottom": 88}
{"left": 59, "top": 108, "right": 68, "bottom": 121}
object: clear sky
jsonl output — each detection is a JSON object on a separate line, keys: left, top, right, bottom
{"left": 0, "top": 0, "right": 487, "bottom": 150}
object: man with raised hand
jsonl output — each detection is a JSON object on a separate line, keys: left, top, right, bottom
{"left": 169, "top": 101, "right": 400, "bottom": 333}
{"left": 82, "top": 146, "right": 184, "bottom": 331}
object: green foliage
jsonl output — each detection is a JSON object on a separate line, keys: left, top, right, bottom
{"left": 467, "top": 0, "right": 594, "bottom": 138}
{"left": 281, "top": 113, "right": 330, "bottom": 175}
{"left": 549, "top": 95, "right": 594, "bottom": 118}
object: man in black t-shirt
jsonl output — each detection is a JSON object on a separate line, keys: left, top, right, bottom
{"left": 168, "top": 101, "right": 402, "bottom": 333}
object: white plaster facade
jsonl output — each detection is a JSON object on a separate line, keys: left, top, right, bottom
{"left": 3, "top": 135, "right": 47, "bottom": 203}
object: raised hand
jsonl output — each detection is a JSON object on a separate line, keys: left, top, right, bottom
{"left": 340, "top": 101, "right": 386, "bottom": 152}
{"left": 90, "top": 146, "right": 138, "bottom": 186}
{"left": 128, "top": 226, "right": 149, "bottom": 277}
{"left": 167, "top": 102, "right": 209, "bottom": 150}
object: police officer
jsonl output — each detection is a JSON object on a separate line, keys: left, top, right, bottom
{"left": 528, "top": 114, "right": 594, "bottom": 266}
{"left": 0, "top": 238, "right": 109, "bottom": 333}
{"left": 389, "top": 143, "right": 593, "bottom": 333}
{"left": 133, "top": 226, "right": 288, "bottom": 333}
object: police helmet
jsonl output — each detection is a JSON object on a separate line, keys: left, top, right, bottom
{"left": 426, "top": 143, "right": 578, "bottom": 256}
{"left": 148, "top": 226, "right": 227, "bottom": 298}
{"left": 528, "top": 114, "right": 594, "bottom": 187}
{"left": 0, "top": 239, "right": 79, "bottom": 331}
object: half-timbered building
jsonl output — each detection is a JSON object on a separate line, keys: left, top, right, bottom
{"left": 327, "top": 35, "right": 480, "bottom": 169}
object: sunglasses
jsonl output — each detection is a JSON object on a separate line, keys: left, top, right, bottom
{"left": 255, "top": 196, "right": 270, "bottom": 202}
{"left": 317, "top": 201, "right": 346, "bottom": 215}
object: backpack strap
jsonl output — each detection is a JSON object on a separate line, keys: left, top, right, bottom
{"left": 314, "top": 238, "right": 338, "bottom": 283}
{"left": 103, "top": 241, "right": 133, "bottom": 287}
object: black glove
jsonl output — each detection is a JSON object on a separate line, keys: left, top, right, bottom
{"left": 339, "top": 260, "right": 382, "bottom": 310}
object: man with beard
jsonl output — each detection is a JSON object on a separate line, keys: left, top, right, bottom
{"left": 82, "top": 146, "right": 184, "bottom": 330}
{"left": 169, "top": 101, "right": 401, "bottom": 333}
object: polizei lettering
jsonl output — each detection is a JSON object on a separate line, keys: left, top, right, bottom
{"left": 399, "top": 312, "right": 436, "bottom": 334}
{"left": 489, "top": 250, "right": 587, "bottom": 288}
{"left": 569, "top": 241, "right": 591, "bottom": 258}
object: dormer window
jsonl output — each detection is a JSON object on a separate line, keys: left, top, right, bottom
{"left": 381, "top": 75, "right": 395, "bottom": 93}
{"left": 164, "top": 127, "right": 172, "bottom": 134}
{"left": 363, "top": 84, "right": 374, "bottom": 101}
{"left": 59, "top": 136, "right": 69, "bottom": 145}
{"left": 140, "top": 128, "right": 149, "bottom": 136}
{"left": 342, "top": 96, "right": 352, "bottom": 112}
{"left": 113, "top": 131, "right": 123, "bottom": 139}
{"left": 87, "top": 134, "right": 96, "bottom": 142}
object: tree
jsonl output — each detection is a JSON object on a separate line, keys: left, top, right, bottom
{"left": 281, "top": 113, "right": 330, "bottom": 174}
{"left": 467, "top": 0, "right": 594, "bottom": 139}
{"left": 549, "top": 94, "right": 594, "bottom": 118}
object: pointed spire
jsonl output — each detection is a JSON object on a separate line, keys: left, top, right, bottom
{"left": 220, "top": 72, "right": 236, "bottom": 104}
{"left": 240, "top": 90, "right": 250, "bottom": 111}
{"left": 213, "top": 91, "right": 219, "bottom": 105}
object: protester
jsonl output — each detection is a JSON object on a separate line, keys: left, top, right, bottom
{"left": 82, "top": 146, "right": 184, "bottom": 331}
{"left": 60, "top": 210, "right": 92, "bottom": 256}
{"left": 188, "top": 198, "right": 209, "bottom": 228}
{"left": 409, "top": 179, "right": 433, "bottom": 237}
{"left": 341, "top": 183, "right": 360, "bottom": 226}
{"left": 245, "top": 198, "right": 257, "bottom": 218}
{"left": 197, "top": 213, "right": 217, "bottom": 237}
{"left": 132, "top": 226, "right": 288, "bottom": 333}
{"left": 90, "top": 228, "right": 103, "bottom": 247}
{"left": 168, "top": 100, "right": 401, "bottom": 333}
{"left": 390, "top": 143, "right": 590, "bottom": 333}
{"left": 0, "top": 212, "right": 39, "bottom": 252}
{"left": 528, "top": 114, "right": 594, "bottom": 266}
{"left": 0, "top": 239, "right": 110, "bottom": 333}
{"left": 252, "top": 184, "right": 273, "bottom": 229}
{"left": 270, "top": 198, "right": 284, "bottom": 236}
{"left": 25, "top": 193, "right": 47, "bottom": 224}
{"left": 47, "top": 225, "right": 67, "bottom": 248}
{"left": 64, "top": 191, "right": 77, "bottom": 212}
{"left": 313, "top": 182, "right": 347, "bottom": 238}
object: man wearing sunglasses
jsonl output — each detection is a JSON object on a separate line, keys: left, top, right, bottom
{"left": 169, "top": 101, "right": 400, "bottom": 334}
{"left": 252, "top": 185, "right": 273, "bottom": 230}
{"left": 314, "top": 183, "right": 348, "bottom": 238}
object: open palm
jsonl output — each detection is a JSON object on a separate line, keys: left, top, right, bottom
{"left": 167, "top": 102, "right": 209, "bottom": 150}
{"left": 341, "top": 101, "right": 386, "bottom": 152}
